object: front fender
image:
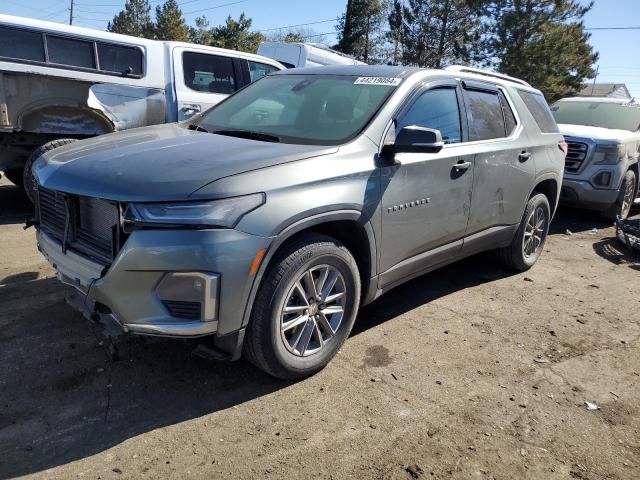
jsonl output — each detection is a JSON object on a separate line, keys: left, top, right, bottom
{"left": 239, "top": 210, "right": 377, "bottom": 329}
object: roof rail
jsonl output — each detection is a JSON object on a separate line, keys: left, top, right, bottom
{"left": 444, "top": 65, "right": 531, "bottom": 87}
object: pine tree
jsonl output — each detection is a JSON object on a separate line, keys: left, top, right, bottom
{"left": 154, "top": 0, "right": 189, "bottom": 42}
{"left": 336, "top": 0, "right": 387, "bottom": 62}
{"left": 393, "top": 0, "right": 481, "bottom": 68}
{"left": 209, "top": 14, "right": 264, "bottom": 53}
{"left": 478, "top": 0, "right": 598, "bottom": 101}
{"left": 188, "top": 16, "right": 214, "bottom": 45}
{"left": 107, "top": 0, "right": 154, "bottom": 39}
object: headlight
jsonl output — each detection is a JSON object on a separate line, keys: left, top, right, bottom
{"left": 126, "top": 193, "right": 265, "bottom": 228}
{"left": 593, "top": 144, "right": 626, "bottom": 165}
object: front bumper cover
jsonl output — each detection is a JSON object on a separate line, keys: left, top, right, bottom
{"left": 37, "top": 227, "right": 271, "bottom": 339}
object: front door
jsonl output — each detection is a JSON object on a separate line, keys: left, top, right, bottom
{"left": 379, "top": 83, "right": 475, "bottom": 288}
{"left": 173, "top": 47, "right": 241, "bottom": 121}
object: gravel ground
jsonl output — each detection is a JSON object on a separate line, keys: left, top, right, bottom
{"left": 0, "top": 175, "right": 639, "bottom": 480}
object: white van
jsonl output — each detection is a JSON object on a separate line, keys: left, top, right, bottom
{"left": 0, "top": 14, "right": 284, "bottom": 198}
{"left": 257, "top": 42, "right": 366, "bottom": 69}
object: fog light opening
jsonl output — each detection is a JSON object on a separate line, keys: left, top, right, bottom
{"left": 156, "top": 272, "right": 219, "bottom": 321}
{"left": 592, "top": 171, "right": 612, "bottom": 187}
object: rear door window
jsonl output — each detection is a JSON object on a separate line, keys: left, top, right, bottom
{"left": 47, "top": 35, "right": 95, "bottom": 69}
{"left": 464, "top": 88, "right": 506, "bottom": 141}
{"left": 518, "top": 90, "right": 559, "bottom": 133}
{"left": 397, "top": 87, "right": 462, "bottom": 144}
{"left": 248, "top": 60, "right": 279, "bottom": 82}
{"left": 183, "top": 52, "right": 236, "bottom": 94}
{"left": 97, "top": 42, "right": 143, "bottom": 75}
{"left": 0, "top": 26, "right": 44, "bottom": 62}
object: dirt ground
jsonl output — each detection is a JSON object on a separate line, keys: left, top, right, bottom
{"left": 0, "top": 175, "right": 639, "bottom": 480}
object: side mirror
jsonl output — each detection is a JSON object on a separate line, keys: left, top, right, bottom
{"left": 396, "top": 125, "right": 444, "bottom": 152}
{"left": 380, "top": 126, "right": 444, "bottom": 166}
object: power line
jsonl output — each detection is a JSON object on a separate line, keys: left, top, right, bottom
{"left": 585, "top": 26, "right": 640, "bottom": 31}
{"left": 183, "top": 0, "right": 248, "bottom": 15}
{"left": 40, "top": 7, "right": 72, "bottom": 21}
{"left": 257, "top": 18, "right": 337, "bottom": 33}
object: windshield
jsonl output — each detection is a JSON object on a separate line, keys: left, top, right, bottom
{"left": 551, "top": 101, "right": 640, "bottom": 131}
{"left": 195, "top": 74, "right": 399, "bottom": 145}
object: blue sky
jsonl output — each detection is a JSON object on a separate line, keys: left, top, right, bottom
{"left": 2, "top": 0, "right": 639, "bottom": 96}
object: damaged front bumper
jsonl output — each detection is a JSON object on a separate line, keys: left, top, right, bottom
{"left": 36, "top": 227, "right": 271, "bottom": 350}
{"left": 37, "top": 230, "right": 219, "bottom": 338}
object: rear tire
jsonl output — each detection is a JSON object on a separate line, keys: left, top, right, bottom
{"left": 23, "top": 138, "right": 77, "bottom": 203}
{"left": 498, "top": 193, "right": 550, "bottom": 271}
{"left": 244, "top": 234, "right": 360, "bottom": 379}
{"left": 603, "top": 169, "right": 636, "bottom": 222}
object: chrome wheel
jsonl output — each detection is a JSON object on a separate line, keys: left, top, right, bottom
{"left": 620, "top": 177, "right": 634, "bottom": 219}
{"left": 523, "top": 205, "right": 546, "bottom": 259}
{"left": 280, "top": 265, "right": 346, "bottom": 357}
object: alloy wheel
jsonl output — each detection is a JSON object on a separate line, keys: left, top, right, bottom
{"left": 280, "top": 265, "right": 346, "bottom": 357}
{"left": 523, "top": 206, "right": 546, "bottom": 259}
{"left": 620, "top": 178, "right": 634, "bottom": 219}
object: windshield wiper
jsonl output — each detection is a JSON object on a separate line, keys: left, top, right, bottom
{"left": 188, "top": 123, "right": 209, "bottom": 133}
{"left": 213, "top": 129, "right": 281, "bottom": 143}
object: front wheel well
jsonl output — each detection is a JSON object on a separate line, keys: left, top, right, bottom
{"left": 532, "top": 179, "right": 559, "bottom": 214}
{"left": 268, "top": 220, "right": 373, "bottom": 302}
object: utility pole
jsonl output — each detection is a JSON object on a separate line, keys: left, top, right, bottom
{"left": 590, "top": 65, "right": 599, "bottom": 96}
{"left": 69, "top": 0, "right": 74, "bottom": 25}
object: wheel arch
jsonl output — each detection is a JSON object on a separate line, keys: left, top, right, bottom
{"left": 240, "top": 211, "right": 377, "bottom": 329}
{"left": 530, "top": 175, "right": 560, "bottom": 217}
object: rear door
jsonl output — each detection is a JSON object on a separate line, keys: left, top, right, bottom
{"left": 461, "top": 81, "right": 535, "bottom": 236}
{"left": 173, "top": 47, "right": 241, "bottom": 120}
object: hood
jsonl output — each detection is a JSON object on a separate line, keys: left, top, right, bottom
{"left": 558, "top": 123, "right": 638, "bottom": 144}
{"left": 34, "top": 123, "right": 337, "bottom": 201}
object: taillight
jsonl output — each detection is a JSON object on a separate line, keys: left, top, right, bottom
{"left": 559, "top": 141, "right": 568, "bottom": 156}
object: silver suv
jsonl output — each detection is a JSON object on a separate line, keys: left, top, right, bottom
{"left": 552, "top": 97, "right": 640, "bottom": 220}
{"left": 33, "top": 65, "right": 565, "bottom": 378}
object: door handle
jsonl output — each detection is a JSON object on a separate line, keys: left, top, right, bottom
{"left": 182, "top": 104, "right": 201, "bottom": 116}
{"left": 519, "top": 151, "right": 532, "bottom": 162}
{"left": 453, "top": 161, "right": 472, "bottom": 171}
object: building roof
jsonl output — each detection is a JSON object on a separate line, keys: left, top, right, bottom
{"left": 578, "top": 83, "right": 631, "bottom": 98}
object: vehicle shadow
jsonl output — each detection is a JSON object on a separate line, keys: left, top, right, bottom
{"left": 548, "top": 206, "right": 612, "bottom": 235}
{"left": 592, "top": 237, "right": 639, "bottom": 268}
{"left": 0, "top": 181, "right": 33, "bottom": 226}
{"left": 0, "top": 250, "right": 521, "bottom": 478}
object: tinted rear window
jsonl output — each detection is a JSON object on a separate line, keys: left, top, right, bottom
{"left": 183, "top": 52, "right": 236, "bottom": 94}
{"left": 0, "top": 26, "right": 44, "bottom": 62}
{"left": 97, "top": 42, "right": 143, "bottom": 75}
{"left": 465, "top": 89, "right": 506, "bottom": 141}
{"left": 518, "top": 90, "right": 559, "bottom": 133}
{"left": 47, "top": 36, "right": 95, "bottom": 69}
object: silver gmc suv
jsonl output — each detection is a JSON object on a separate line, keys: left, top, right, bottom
{"left": 33, "top": 65, "right": 565, "bottom": 378}
{"left": 552, "top": 97, "right": 640, "bottom": 220}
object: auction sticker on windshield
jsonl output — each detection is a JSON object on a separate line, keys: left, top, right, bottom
{"left": 354, "top": 77, "right": 402, "bottom": 86}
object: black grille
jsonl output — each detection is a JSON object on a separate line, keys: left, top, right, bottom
{"left": 163, "top": 301, "right": 202, "bottom": 320}
{"left": 38, "top": 187, "right": 67, "bottom": 239}
{"left": 37, "top": 187, "right": 122, "bottom": 265}
{"left": 565, "top": 140, "right": 588, "bottom": 174}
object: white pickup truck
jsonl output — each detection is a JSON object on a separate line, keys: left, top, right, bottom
{"left": 552, "top": 97, "right": 640, "bottom": 220}
{"left": 0, "top": 14, "right": 284, "bottom": 200}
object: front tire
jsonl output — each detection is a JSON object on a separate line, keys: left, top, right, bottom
{"left": 244, "top": 234, "right": 361, "bottom": 379}
{"left": 23, "top": 138, "right": 77, "bottom": 203}
{"left": 498, "top": 193, "right": 550, "bottom": 271}
{"left": 604, "top": 169, "right": 636, "bottom": 222}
